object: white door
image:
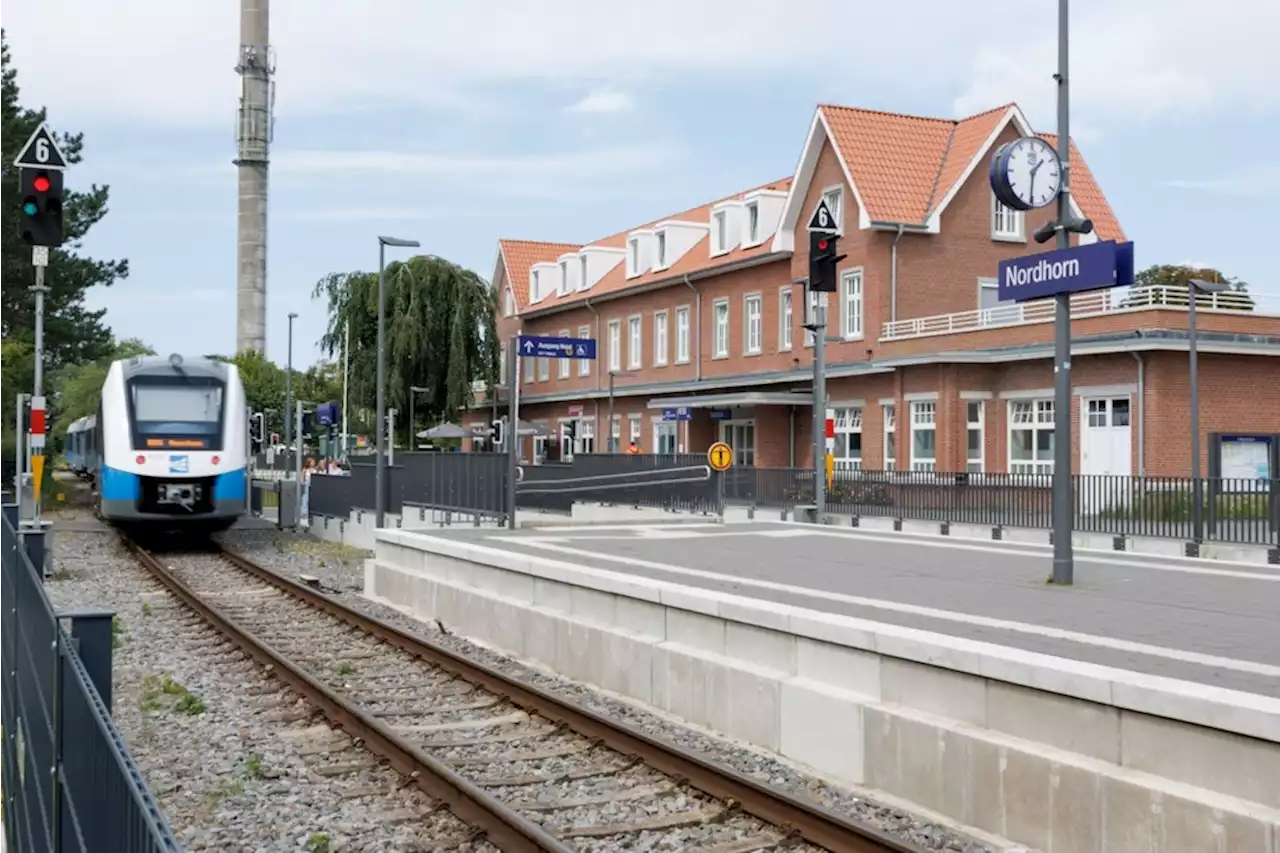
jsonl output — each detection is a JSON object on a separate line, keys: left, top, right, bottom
{"left": 718, "top": 420, "right": 756, "bottom": 467}
{"left": 1081, "top": 397, "right": 1133, "bottom": 513}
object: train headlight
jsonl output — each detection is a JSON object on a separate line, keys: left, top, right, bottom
{"left": 211, "top": 455, "right": 220, "bottom": 465}
{"left": 136, "top": 455, "right": 146, "bottom": 465}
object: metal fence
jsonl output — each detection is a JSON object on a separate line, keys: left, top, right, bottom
{"left": 726, "top": 468, "right": 1280, "bottom": 546}
{"left": 2, "top": 504, "right": 180, "bottom": 853}
{"left": 516, "top": 454, "right": 720, "bottom": 516}
{"left": 306, "top": 453, "right": 510, "bottom": 523}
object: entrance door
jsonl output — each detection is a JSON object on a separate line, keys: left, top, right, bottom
{"left": 1081, "top": 397, "right": 1133, "bottom": 513}
{"left": 718, "top": 420, "right": 756, "bottom": 467}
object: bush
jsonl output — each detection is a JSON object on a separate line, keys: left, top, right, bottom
{"left": 1098, "top": 488, "right": 1271, "bottom": 521}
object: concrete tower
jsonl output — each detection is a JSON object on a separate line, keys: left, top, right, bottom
{"left": 234, "top": 0, "right": 274, "bottom": 354}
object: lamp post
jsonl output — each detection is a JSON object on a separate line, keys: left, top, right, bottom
{"left": 605, "top": 369, "right": 639, "bottom": 451}
{"left": 1187, "top": 277, "right": 1230, "bottom": 543}
{"left": 408, "top": 385, "right": 428, "bottom": 450}
{"left": 284, "top": 312, "right": 298, "bottom": 464}
{"left": 375, "top": 236, "right": 420, "bottom": 529}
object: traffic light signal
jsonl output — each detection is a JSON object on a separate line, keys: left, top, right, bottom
{"left": 300, "top": 412, "right": 315, "bottom": 440}
{"left": 489, "top": 419, "right": 505, "bottom": 447}
{"left": 808, "top": 232, "right": 844, "bottom": 293}
{"left": 19, "top": 168, "right": 64, "bottom": 248}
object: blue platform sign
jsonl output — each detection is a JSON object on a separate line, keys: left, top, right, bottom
{"left": 517, "top": 335, "right": 597, "bottom": 360}
{"left": 997, "top": 240, "right": 1134, "bottom": 303}
{"left": 662, "top": 407, "right": 692, "bottom": 422}
{"left": 315, "top": 402, "right": 339, "bottom": 426}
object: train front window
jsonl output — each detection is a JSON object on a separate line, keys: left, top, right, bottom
{"left": 129, "top": 380, "right": 225, "bottom": 449}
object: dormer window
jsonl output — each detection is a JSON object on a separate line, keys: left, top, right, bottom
{"left": 627, "top": 238, "right": 640, "bottom": 276}
{"left": 559, "top": 260, "right": 570, "bottom": 296}
{"left": 579, "top": 255, "right": 589, "bottom": 291}
{"left": 746, "top": 201, "right": 760, "bottom": 244}
{"left": 713, "top": 211, "right": 727, "bottom": 254}
{"left": 656, "top": 231, "right": 667, "bottom": 268}
{"left": 530, "top": 270, "right": 541, "bottom": 301}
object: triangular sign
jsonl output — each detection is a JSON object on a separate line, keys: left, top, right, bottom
{"left": 13, "top": 122, "right": 69, "bottom": 171}
{"left": 806, "top": 198, "right": 838, "bottom": 233}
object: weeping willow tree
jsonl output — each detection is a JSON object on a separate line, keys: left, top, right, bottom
{"left": 312, "top": 255, "right": 500, "bottom": 443}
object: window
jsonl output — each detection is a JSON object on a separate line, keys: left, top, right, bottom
{"left": 1009, "top": 399, "right": 1055, "bottom": 475}
{"left": 503, "top": 288, "right": 515, "bottom": 317}
{"left": 713, "top": 299, "right": 729, "bottom": 358}
{"left": 499, "top": 343, "right": 508, "bottom": 385}
{"left": 779, "top": 288, "right": 793, "bottom": 351}
{"left": 537, "top": 355, "right": 549, "bottom": 382}
{"left": 883, "top": 404, "right": 896, "bottom": 469}
{"left": 910, "top": 401, "right": 936, "bottom": 471}
{"left": 992, "top": 195, "right": 1024, "bottom": 240}
{"left": 530, "top": 270, "right": 541, "bottom": 301}
{"left": 610, "top": 417, "right": 621, "bottom": 452}
{"left": 627, "top": 239, "right": 640, "bottom": 276}
{"left": 966, "top": 401, "right": 985, "bottom": 473}
{"left": 841, "top": 269, "right": 863, "bottom": 339}
{"left": 713, "top": 211, "right": 728, "bottom": 254}
{"left": 557, "top": 329, "right": 571, "bottom": 378}
{"left": 746, "top": 201, "right": 760, "bottom": 243}
{"left": 675, "top": 306, "right": 691, "bottom": 363}
{"left": 578, "top": 419, "right": 596, "bottom": 455}
{"left": 559, "top": 261, "right": 570, "bottom": 296}
{"left": 833, "top": 407, "right": 862, "bottom": 470}
{"left": 628, "top": 316, "right": 642, "bottom": 369}
{"left": 654, "top": 421, "right": 678, "bottom": 454}
{"left": 823, "top": 187, "right": 843, "bottom": 233}
{"left": 654, "top": 311, "right": 669, "bottom": 366}
{"left": 656, "top": 231, "right": 667, "bottom": 268}
{"left": 533, "top": 433, "right": 548, "bottom": 463}
{"left": 578, "top": 326, "right": 591, "bottom": 376}
{"left": 130, "top": 382, "right": 222, "bottom": 439}
{"left": 608, "top": 320, "right": 621, "bottom": 372}
{"left": 580, "top": 255, "right": 589, "bottom": 291}
{"left": 523, "top": 352, "right": 535, "bottom": 383}
{"left": 744, "top": 294, "right": 762, "bottom": 354}
{"left": 628, "top": 415, "right": 642, "bottom": 447}
{"left": 719, "top": 421, "right": 756, "bottom": 467}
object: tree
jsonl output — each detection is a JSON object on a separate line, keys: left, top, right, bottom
{"left": 215, "top": 350, "right": 286, "bottom": 438}
{"left": 1, "top": 30, "right": 128, "bottom": 371}
{"left": 49, "top": 338, "right": 154, "bottom": 446}
{"left": 312, "top": 255, "right": 500, "bottom": 445}
{"left": 1124, "top": 264, "right": 1254, "bottom": 311}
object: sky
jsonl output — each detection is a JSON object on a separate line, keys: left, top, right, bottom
{"left": 6, "top": 0, "right": 1279, "bottom": 368}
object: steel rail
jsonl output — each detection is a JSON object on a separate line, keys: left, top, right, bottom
{"left": 214, "top": 545, "right": 923, "bottom": 853}
{"left": 121, "top": 536, "right": 571, "bottom": 853}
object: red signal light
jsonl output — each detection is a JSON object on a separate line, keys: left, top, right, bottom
{"left": 818, "top": 240, "right": 829, "bottom": 251}
{"left": 33, "top": 175, "right": 51, "bottom": 193}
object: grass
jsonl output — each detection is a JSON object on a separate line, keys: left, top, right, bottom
{"left": 244, "top": 753, "right": 265, "bottom": 779}
{"left": 111, "top": 615, "right": 126, "bottom": 649}
{"left": 139, "top": 673, "right": 206, "bottom": 716}
{"left": 279, "top": 537, "right": 371, "bottom": 562}
{"left": 335, "top": 661, "right": 356, "bottom": 676}
{"left": 305, "top": 833, "right": 330, "bottom": 853}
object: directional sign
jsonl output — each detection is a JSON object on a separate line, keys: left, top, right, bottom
{"left": 806, "top": 198, "right": 839, "bottom": 233}
{"left": 517, "top": 335, "right": 597, "bottom": 360}
{"left": 13, "top": 122, "right": 68, "bottom": 170}
{"left": 997, "top": 240, "right": 1135, "bottom": 303}
{"left": 662, "top": 407, "right": 692, "bottom": 422}
{"left": 707, "top": 441, "right": 733, "bottom": 472}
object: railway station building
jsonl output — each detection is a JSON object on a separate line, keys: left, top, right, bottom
{"left": 470, "top": 102, "right": 1280, "bottom": 478}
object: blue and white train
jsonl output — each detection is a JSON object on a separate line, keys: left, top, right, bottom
{"left": 65, "top": 354, "right": 249, "bottom": 531}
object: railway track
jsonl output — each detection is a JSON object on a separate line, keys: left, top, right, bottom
{"left": 124, "top": 535, "right": 925, "bottom": 853}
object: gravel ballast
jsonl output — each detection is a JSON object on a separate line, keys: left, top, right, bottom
{"left": 219, "top": 524, "right": 1006, "bottom": 853}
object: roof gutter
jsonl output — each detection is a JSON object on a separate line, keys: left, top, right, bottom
{"left": 683, "top": 274, "right": 702, "bottom": 382}
{"left": 868, "top": 219, "right": 931, "bottom": 233}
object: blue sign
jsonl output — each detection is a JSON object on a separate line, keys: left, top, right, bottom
{"left": 662, "top": 407, "right": 692, "bottom": 422}
{"left": 316, "top": 402, "right": 339, "bottom": 426}
{"left": 708, "top": 408, "right": 733, "bottom": 421}
{"left": 168, "top": 455, "right": 189, "bottom": 474}
{"left": 997, "top": 240, "right": 1134, "bottom": 303}
{"left": 517, "top": 335, "right": 597, "bottom": 360}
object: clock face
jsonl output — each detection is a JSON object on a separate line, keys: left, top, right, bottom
{"left": 1000, "top": 137, "right": 1062, "bottom": 210}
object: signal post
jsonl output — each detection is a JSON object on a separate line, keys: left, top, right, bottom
{"left": 14, "top": 122, "right": 69, "bottom": 521}
{"left": 802, "top": 198, "right": 844, "bottom": 519}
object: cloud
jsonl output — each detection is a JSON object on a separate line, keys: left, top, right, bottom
{"left": 273, "top": 207, "right": 532, "bottom": 223}
{"left": 1157, "top": 163, "right": 1280, "bottom": 200}
{"left": 272, "top": 144, "right": 680, "bottom": 181}
{"left": 565, "top": 88, "right": 633, "bottom": 114}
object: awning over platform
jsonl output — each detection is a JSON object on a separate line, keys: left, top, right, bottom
{"left": 645, "top": 390, "right": 813, "bottom": 409}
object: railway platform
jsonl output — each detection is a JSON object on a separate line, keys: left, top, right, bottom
{"left": 366, "top": 519, "right": 1280, "bottom": 853}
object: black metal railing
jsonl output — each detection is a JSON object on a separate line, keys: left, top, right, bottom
{"left": 3, "top": 504, "right": 180, "bottom": 853}
{"left": 517, "top": 454, "right": 720, "bottom": 516}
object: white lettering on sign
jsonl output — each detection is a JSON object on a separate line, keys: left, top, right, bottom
{"left": 1003, "top": 257, "right": 1081, "bottom": 289}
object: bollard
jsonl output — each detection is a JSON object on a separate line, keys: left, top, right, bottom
{"left": 61, "top": 609, "right": 117, "bottom": 711}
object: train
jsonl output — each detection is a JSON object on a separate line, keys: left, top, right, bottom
{"left": 65, "top": 354, "right": 249, "bottom": 532}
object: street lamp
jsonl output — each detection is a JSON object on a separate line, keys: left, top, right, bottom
{"left": 605, "top": 369, "right": 641, "bottom": 452}
{"left": 408, "top": 385, "right": 428, "bottom": 450}
{"left": 284, "top": 312, "right": 298, "bottom": 461}
{"left": 1187, "top": 277, "right": 1230, "bottom": 543}
{"left": 375, "top": 235, "right": 421, "bottom": 528}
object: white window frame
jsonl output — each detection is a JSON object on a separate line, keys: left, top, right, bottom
{"left": 607, "top": 320, "right": 621, "bottom": 372}
{"left": 523, "top": 352, "right": 534, "bottom": 383}
{"left": 627, "top": 315, "right": 642, "bottom": 369}
{"left": 557, "top": 328, "right": 571, "bottom": 378}
{"left": 675, "top": 306, "right": 691, "bottom": 364}
{"left": 712, "top": 298, "right": 730, "bottom": 359}
{"left": 559, "top": 261, "right": 570, "bottom": 296}
{"left": 743, "top": 293, "right": 763, "bottom": 355}
{"left": 992, "top": 194, "right": 1025, "bottom": 241}
{"left": 578, "top": 326, "right": 591, "bottom": 376}
{"left": 1008, "top": 399, "right": 1055, "bottom": 475}
{"left": 628, "top": 415, "right": 642, "bottom": 447}
{"left": 779, "top": 287, "right": 793, "bottom": 351}
{"left": 909, "top": 401, "right": 937, "bottom": 471}
{"left": 499, "top": 343, "right": 508, "bottom": 385}
{"left": 653, "top": 310, "right": 669, "bottom": 366}
{"left": 503, "top": 288, "right": 515, "bottom": 317}
{"left": 579, "top": 255, "right": 590, "bottom": 291}
{"left": 841, "top": 269, "right": 863, "bottom": 340}
{"left": 712, "top": 210, "right": 728, "bottom": 255}
{"left": 530, "top": 270, "right": 541, "bottom": 301}
{"left": 822, "top": 185, "right": 844, "bottom": 235}
{"left": 833, "top": 406, "right": 862, "bottom": 471}
{"left": 655, "top": 230, "right": 668, "bottom": 268}
{"left": 966, "top": 401, "right": 985, "bottom": 473}
{"left": 627, "top": 238, "right": 640, "bottom": 277}
{"left": 883, "top": 404, "right": 896, "bottom": 470}
{"left": 653, "top": 420, "right": 678, "bottom": 455}
{"left": 746, "top": 200, "right": 760, "bottom": 244}
{"left": 537, "top": 355, "right": 549, "bottom": 382}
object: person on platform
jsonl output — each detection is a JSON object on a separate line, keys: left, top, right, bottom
{"left": 627, "top": 440, "right": 641, "bottom": 455}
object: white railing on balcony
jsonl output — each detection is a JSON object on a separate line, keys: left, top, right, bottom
{"left": 881, "top": 285, "right": 1278, "bottom": 341}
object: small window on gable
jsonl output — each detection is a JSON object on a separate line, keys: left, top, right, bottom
{"left": 656, "top": 231, "right": 667, "bottom": 268}
{"left": 713, "top": 211, "right": 727, "bottom": 254}
{"left": 503, "top": 288, "right": 514, "bottom": 317}
{"left": 579, "top": 255, "right": 589, "bottom": 291}
{"left": 992, "top": 194, "right": 1024, "bottom": 241}
{"left": 627, "top": 239, "right": 640, "bottom": 276}
{"left": 746, "top": 201, "right": 760, "bottom": 244}
{"left": 823, "top": 187, "right": 843, "bottom": 233}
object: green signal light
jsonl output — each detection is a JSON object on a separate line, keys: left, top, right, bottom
{"left": 22, "top": 201, "right": 38, "bottom": 216}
